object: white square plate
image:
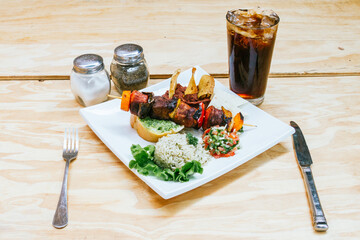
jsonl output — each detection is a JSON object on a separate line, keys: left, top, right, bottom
{"left": 80, "top": 66, "right": 294, "bottom": 199}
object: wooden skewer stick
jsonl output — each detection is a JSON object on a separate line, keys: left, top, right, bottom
{"left": 244, "top": 123, "right": 257, "bottom": 127}
{"left": 108, "top": 94, "right": 121, "bottom": 99}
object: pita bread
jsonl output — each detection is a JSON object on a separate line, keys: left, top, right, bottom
{"left": 184, "top": 67, "right": 198, "bottom": 95}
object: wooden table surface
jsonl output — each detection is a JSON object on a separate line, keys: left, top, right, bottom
{"left": 1, "top": 0, "right": 360, "bottom": 78}
{"left": 1, "top": 0, "right": 359, "bottom": 239}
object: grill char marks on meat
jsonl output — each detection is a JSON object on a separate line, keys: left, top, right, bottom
{"left": 127, "top": 85, "right": 234, "bottom": 130}
{"left": 203, "top": 106, "right": 223, "bottom": 130}
{"left": 171, "top": 101, "right": 198, "bottom": 128}
{"left": 137, "top": 92, "right": 154, "bottom": 118}
{"left": 129, "top": 91, "right": 155, "bottom": 118}
{"left": 150, "top": 96, "right": 178, "bottom": 120}
{"left": 130, "top": 91, "right": 149, "bottom": 116}
{"left": 202, "top": 106, "right": 232, "bottom": 130}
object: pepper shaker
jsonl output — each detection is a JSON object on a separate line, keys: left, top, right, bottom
{"left": 70, "top": 54, "right": 111, "bottom": 107}
{"left": 110, "top": 43, "right": 149, "bottom": 93}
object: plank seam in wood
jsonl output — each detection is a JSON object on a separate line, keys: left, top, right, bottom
{"left": 0, "top": 72, "right": 359, "bottom": 81}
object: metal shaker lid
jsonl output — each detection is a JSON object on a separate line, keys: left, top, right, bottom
{"left": 73, "top": 54, "right": 104, "bottom": 74}
{"left": 113, "top": 43, "right": 144, "bottom": 64}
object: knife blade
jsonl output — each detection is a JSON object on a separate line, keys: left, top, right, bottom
{"left": 290, "top": 121, "right": 328, "bottom": 232}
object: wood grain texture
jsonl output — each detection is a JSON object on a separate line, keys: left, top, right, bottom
{"left": 0, "top": 0, "right": 359, "bottom": 77}
{"left": 0, "top": 77, "right": 359, "bottom": 239}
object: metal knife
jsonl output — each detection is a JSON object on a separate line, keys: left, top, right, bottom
{"left": 290, "top": 121, "right": 328, "bottom": 232}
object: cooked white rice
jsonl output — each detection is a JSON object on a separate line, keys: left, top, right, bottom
{"left": 154, "top": 133, "right": 211, "bottom": 170}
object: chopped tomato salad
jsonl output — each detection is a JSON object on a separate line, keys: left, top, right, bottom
{"left": 202, "top": 126, "right": 239, "bottom": 158}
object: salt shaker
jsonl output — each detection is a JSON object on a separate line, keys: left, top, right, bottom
{"left": 70, "top": 54, "right": 111, "bottom": 107}
{"left": 110, "top": 43, "right": 149, "bottom": 93}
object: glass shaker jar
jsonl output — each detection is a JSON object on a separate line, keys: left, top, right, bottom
{"left": 110, "top": 43, "right": 149, "bottom": 93}
{"left": 70, "top": 54, "right": 111, "bottom": 107}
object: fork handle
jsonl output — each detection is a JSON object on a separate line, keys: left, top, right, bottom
{"left": 52, "top": 159, "right": 70, "bottom": 228}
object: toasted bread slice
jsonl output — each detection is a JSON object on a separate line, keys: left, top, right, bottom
{"left": 130, "top": 115, "right": 184, "bottom": 142}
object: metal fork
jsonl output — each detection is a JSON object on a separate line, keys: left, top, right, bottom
{"left": 52, "top": 128, "right": 79, "bottom": 229}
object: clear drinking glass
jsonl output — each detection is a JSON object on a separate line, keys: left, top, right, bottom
{"left": 226, "top": 8, "right": 280, "bottom": 106}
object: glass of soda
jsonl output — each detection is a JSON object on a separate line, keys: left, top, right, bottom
{"left": 226, "top": 8, "right": 280, "bottom": 106}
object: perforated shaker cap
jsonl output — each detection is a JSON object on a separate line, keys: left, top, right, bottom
{"left": 113, "top": 43, "right": 144, "bottom": 64}
{"left": 73, "top": 54, "right": 105, "bottom": 74}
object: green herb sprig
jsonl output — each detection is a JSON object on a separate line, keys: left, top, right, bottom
{"left": 186, "top": 132, "right": 198, "bottom": 146}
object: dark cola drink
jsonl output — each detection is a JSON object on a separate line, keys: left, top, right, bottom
{"left": 226, "top": 9, "right": 280, "bottom": 105}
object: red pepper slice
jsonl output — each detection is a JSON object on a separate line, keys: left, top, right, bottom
{"left": 130, "top": 90, "right": 137, "bottom": 104}
{"left": 197, "top": 102, "right": 205, "bottom": 128}
{"left": 203, "top": 106, "right": 212, "bottom": 130}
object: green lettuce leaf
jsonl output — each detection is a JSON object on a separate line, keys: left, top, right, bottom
{"left": 129, "top": 144, "right": 203, "bottom": 182}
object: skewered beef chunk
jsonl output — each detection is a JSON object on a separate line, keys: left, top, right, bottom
{"left": 163, "top": 84, "right": 186, "bottom": 100}
{"left": 202, "top": 106, "right": 232, "bottom": 130}
{"left": 171, "top": 101, "right": 198, "bottom": 128}
{"left": 181, "top": 93, "right": 211, "bottom": 108}
{"left": 137, "top": 92, "right": 154, "bottom": 118}
{"left": 130, "top": 91, "right": 149, "bottom": 116}
{"left": 183, "top": 93, "right": 198, "bottom": 103}
{"left": 203, "top": 106, "right": 223, "bottom": 130}
{"left": 127, "top": 86, "right": 235, "bottom": 130}
{"left": 150, "top": 96, "right": 178, "bottom": 120}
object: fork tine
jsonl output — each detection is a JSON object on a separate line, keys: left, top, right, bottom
{"left": 71, "top": 128, "right": 75, "bottom": 153}
{"left": 75, "top": 128, "right": 79, "bottom": 153}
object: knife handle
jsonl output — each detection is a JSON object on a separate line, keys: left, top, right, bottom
{"left": 301, "top": 166, "right": 328, "bottom": 231}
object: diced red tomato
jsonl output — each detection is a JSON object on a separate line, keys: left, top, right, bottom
{"left": 222, "top": 151, "right": 235, "bottom": 158}
{"left": 203, "top": 128, "right": 211, "bottom": 138}
{"left": 229, "top": 132, "right": 239, "bottom": 141}
{"left": 202, "top": 126, "right": 240, "bottom": 159}
{"left": 212, "top": 150, "right": 235, "bottom": 158}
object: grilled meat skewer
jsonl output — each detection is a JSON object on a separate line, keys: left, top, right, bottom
{"left": 123, "top": 86, "right": 242, "bottom": 131}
